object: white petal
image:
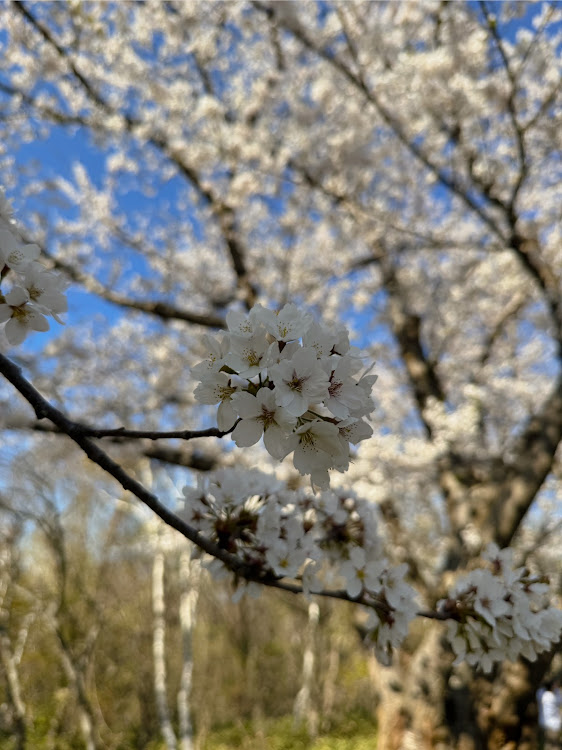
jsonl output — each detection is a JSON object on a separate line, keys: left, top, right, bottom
{"left": 217, "top": 400, "right": 237, "bottom": 430}
{"left": 231, "top": 418, "right": 263, "bottom": 447}
{"left": 5, "top": 287, "right": 29, "bottom": 306}
{"left": 263, "top": 425, "right": 291, "bottom": 459}
{"left": 30, "top": 311, "right": 50, "bottom": 332}
{"left": 5, "top": 318, "right": 28, "bottom": 345}
{"left": 346, "top": 576, "right": 363, "bottom": 599}
{"left": 0, "top": 304, "right": 12, "bottom": 324}
{"left": 231, "top": 391, "right": 261, "bottom": 418}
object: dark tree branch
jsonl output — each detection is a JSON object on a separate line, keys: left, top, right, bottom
{"left": 495, "top": 375, "right": 562, "bottom": 547}
{"left": 42, "top": 242, "right": 226, "bottom": 327}
{"left": 0, "top": 351, "right": 444, "bottom": 622}
{"left": 0, "top": 350, "right": 251, "bottom": 573}
{"left": 1, "top": 417, "right": 221, "bottom": 471}
{"left": 479, "top": 2, "right": 528, "bottom": 210}
{"left": 507, "top": 231, "right": 562, "bottom": 352}
{"left": 382, "top": 261, "right": 445, "bottom": 437}
{"left": 479, "top": 293, "right": 526, "bottom": 368}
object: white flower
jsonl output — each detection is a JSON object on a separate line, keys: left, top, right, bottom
{"left": 337, "top": 418, "right": 373, "bottom": 445}
{"left": 191, "top": 333, "right": 231, "bottom": 378}
{"left": 256, "top": 302, "right": 313, "bottom": 342}
{"left": 443, "top": 556, "right": 562, "bottom": 672}
{"left": 0, "top": 286, "right": 49, "bottom": 344}
{"left": 193, "top": 372, "right": 239, "bottom": 430}
{"left": 263, "top": 339, "right": 300, "bottom": 368}
{"left": 288, "top": 419, "right": 344, "bottom": 488}
{"left": 0, "top": 229, "right": 40, "bottom": 272}
{"left": 340, "top": 546, "right": 385, "bottom": 599}
{"left": 323, "top": 356, "right": 365, "bottom": 419}
{"left": 225, "top": 330, "right": 269, "bottom": 377}
{"left": 21, "top": 264, "right": 68, "bottom": 322}
{"left": 380, "top": 564, "right": 415, "bottom": 609}
{"left": 231, "top": 389, "right": 296, "bottom": 458}
{"left": 365, "top": 570, "right": 418, "bottom": 667}
{"left": 225, "top": 308, "right": 262, "bottom": 338}
{"left": 473, "top": 572, "right": 510, "bottom": 626}
{"left": 302, "top": 321, "right": 337, "bottom": 358}
{"left": 269, "top": 347, "right": 329, "bottom": 416}
{"left": 265, "top": 519, "right": 307, "bottom": 578}
{"left": 351, "top": 364, "right": 378, "bottom": 417}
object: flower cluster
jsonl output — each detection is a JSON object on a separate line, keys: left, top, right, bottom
{"left": 0, "top": 189, "right": 68, "bottom": 345}
{"left": 191, "top": 303, "right": 377, "bottom": 488}
{"left": 440, "top": 544, "right": 562, "bottom": 672}
{"left": 180, "top": 468, "right": 418, "bottom": 664}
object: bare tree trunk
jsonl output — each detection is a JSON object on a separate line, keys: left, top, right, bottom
{"left": 0, "top": 632, "right": 27, "bottom": 750}
{"left": 152, "top": 545, "right": 177, "bottom": 750}
{"left": 177, "top": 550, "right": 199, "bottom": 750}
{"left": 0, "top": 527, "right": 28, "bottom": 749}
{"left": 321, "top": 631, "right": 341, "bottom": 731}
{"left": 45, "top": 688, "right": 70, "bottom": 750}
{"left": 294, "top": 601, "right": 320, "bottom": 738}
{"left": 54, "top": 625, "right": 100, "bottom": 750}
{"left": 372, "top": 626, "right": 474, "bottom": 750}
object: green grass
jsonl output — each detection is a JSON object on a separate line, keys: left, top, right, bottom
{"left": 205, "top": 711, "right": 377, "bottom": 750}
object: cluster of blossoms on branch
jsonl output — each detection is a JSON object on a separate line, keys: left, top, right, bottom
{"left": 180, "top": 469, "right": 562, "bottom": 670}
{"left": 191, "top": 303, "right": 377, "bottom": 489}
{"left": 181, "top": 469, "right": 418, "bottom": 665}
{"left": 441, "top": 544, "right": 562, "bottom": 673}
{"left": 0, "top": 189, "right": 68, "bottom": 345}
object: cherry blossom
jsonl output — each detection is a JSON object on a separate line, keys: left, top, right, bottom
{"left": 0, "top": 229, "right": 40, "bottom": 273}
{"left": 269, "top": 346, "right": 330, "bottom": 417}
{"left": 0, "top": 286, "right": 50, "bottom": 345}
{"left": 193, "top": 372, "right": 240, "bottom": 430}
{"left": 230, "top": 389, "right": 296, "bottom": 458}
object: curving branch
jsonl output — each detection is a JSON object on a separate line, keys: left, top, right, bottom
{"left": 2, "top": 417, "right": 221, "bottom": 472}
{"left": 381, "top": 260, "right": 445, "bottom": 429}
{"left": 0, "top": 351, "right": 453, "bottom": 626}
{"left": 0, "top": 350, "right": 442, "bottom": 622}
{"left": 5, "top": 419, "right": 234, "bottom": 442}
{"left": 0, "top": 350, "right": 253, "bottom": 572}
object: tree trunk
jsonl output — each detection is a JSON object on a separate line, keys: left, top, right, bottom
{"left": 294, "top": 601, "right": 320, "bottom": 737}
{"left": 54, "top": 627, "right": 100, "bottom": 750}
{"left": 371, "top": 623, "right": 552, "bottom": 750}
{"left": 0, "top": 631, "right": 27, "bottom": 750}
{"left": 177, "top": 550, "right": 199, "bottom": 750}
{"left": 152, "top": 547, "right": 177, "bottom": 750}
{"left": 320, "top": 631, "right": 341, "bottom": 731}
